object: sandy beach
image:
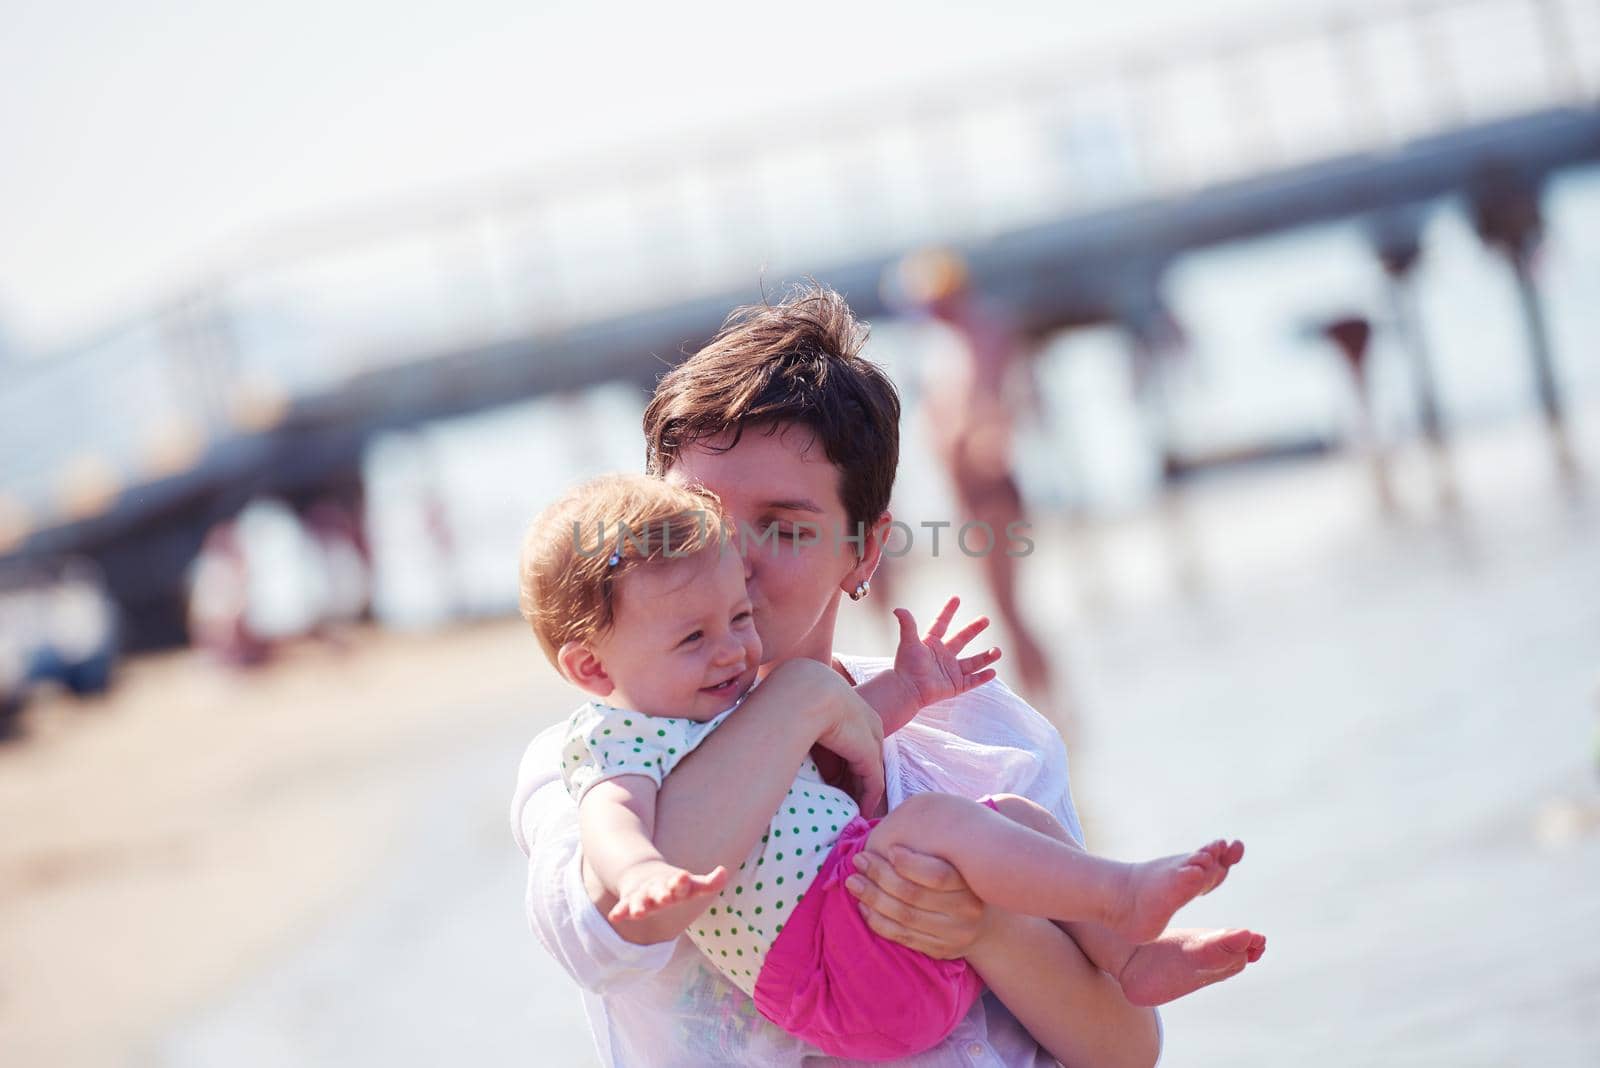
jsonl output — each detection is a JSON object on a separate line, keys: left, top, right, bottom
{"left": 0, "top": 620, "right": 565, "bottom": 1067}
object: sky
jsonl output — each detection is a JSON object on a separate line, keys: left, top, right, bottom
{"left": 0, "top": 0, "right": 1406, "bottom": 354}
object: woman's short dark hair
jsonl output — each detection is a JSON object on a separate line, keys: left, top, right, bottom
{"left": 642, "top": 283, "right": 900, "bottom": 538}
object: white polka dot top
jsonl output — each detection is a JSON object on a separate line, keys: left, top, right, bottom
{"left": 560, "top": 700, "right": 861, "bottom": 996}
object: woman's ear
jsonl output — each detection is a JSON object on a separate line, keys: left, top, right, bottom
{"left": 840, "top": 512, "right": 893, "bottom": 595}
{"left": 557, "top": 641, "right": 615, "bottom": 698}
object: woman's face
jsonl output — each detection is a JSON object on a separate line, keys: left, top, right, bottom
{"left": 664, "top": 422, "right": 877, "bottom": 669}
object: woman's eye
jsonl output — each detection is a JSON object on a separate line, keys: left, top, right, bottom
{"left": 732, "top": 610, "right": 752, "bottom": 624}
{"left": 679, "top": 630, "right": 703, "bottom": 647}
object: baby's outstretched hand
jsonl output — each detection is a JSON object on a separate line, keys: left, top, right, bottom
{"left": 891, "top": 596, "right": 1002, "bottom": 709}
{"left": 609, "top": 861, "right": 730, "bottom": 922}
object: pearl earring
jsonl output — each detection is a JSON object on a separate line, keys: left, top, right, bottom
{"left": 849, "top": 581, "right": 870, "bottom": 601}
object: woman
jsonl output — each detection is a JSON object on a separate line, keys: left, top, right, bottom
{"left": 511, "top": 284, "right": 1166, "bottom": 1065}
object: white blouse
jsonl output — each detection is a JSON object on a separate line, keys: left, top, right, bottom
{"left": 512, "top": 654, "right": 1161, "bottom": 1066}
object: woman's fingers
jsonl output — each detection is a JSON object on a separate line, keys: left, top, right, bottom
{"left": 853, "top": 899, "right": 952, "bottom": 958}
{"left": 880, "top": 844, "right": 975, "bottom": 893}
{"left": 846, "top": 874, "right": 962, "bottom": 958}
{"left": 852, "top": 847, "right": 958, "bottom": 901}
{"left": 846, "top": 849, "right": 982, "bottom": 959}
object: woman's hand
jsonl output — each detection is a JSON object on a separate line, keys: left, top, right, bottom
{"left": 844, "top": 844, "right": 989, "bottom": 959}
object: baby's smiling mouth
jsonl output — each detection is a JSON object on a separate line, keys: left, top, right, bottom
{"left": 701, "top": 672, "right": 744, "bottom": 693}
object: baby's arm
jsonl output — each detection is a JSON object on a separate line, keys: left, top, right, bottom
{"left": 854, "top": 596, "right": 1002, "bottom": 734}
{"left": 578, "top": 776, "right": 729, "bottom": 927}
{"left": 607, "top": 658, "right": 885, "bottom": 945}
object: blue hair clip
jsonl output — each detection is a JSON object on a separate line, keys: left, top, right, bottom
{"left": 607, "top": 551, "right": 621, "bottom": 568}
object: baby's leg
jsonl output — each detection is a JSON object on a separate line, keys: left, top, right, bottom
{"left": 978, "top": 794, "right": 1141, "bottom": 975}
{"left": 864, "top": 792, "right": 1235, "bottom": 942}
{"left": 981, "top": 795, "right": 1264, "bottom": 1006}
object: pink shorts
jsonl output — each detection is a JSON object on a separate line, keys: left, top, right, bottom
{"left": 751, "top": 803, "right": 993, "bottom": 1061}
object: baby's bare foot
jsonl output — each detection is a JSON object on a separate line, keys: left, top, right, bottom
{"left": 1118, "top": 927, "right": 1267, "bottom": 1006}
{"left": 1194, "top": 839, "right": 1245, "bottom": 895}
{"left": 1106, "top": 848, "right": 1221, "bottom": 943}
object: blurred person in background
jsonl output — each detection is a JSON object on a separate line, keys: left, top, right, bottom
{"left": 514, "top": 284, "right": 1175, "bottom": 1067}
{"left": 187, "top": 519, "right": 268, "bottom": 666}
{"left": 188, "top": 498, "right": 356, "bottom": 665}
{"left": 34, "top": 558, "right": 118, "bottom": 696}
{"left": 304, "top": 498, "right": 372, "bottom": 642}
{"left": 887, "top": 249, "right": 1055, "bottom": 707}
{"left": 0, "top": 557, "right": 118, "bottom": 729}
{"left": 235, "top": 498, "right": 329, "bottom": 644}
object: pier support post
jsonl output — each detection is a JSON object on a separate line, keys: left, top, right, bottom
{"left": 1321, "top": 316, "right": 1399, "bottom": 518}
{"left": 1469, "top": 167, "right": 1578, "bottom": 482}
{"left": 1368, "top": 210, "right": 1458, "bottom": 510}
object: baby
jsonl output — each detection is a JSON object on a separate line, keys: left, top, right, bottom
{"left": 522, "top": 474, "right": 1263, "bottom": 1060}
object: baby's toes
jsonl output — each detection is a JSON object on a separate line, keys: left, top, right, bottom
{"left": 1193, "top": 841, "right": 1243, "bottom": 893}
{"left": 1214, "top": 928, "right": 1257, "bottom": 955}
{"left": 1170, "top": 857, "right": 1215, "bottom": 904}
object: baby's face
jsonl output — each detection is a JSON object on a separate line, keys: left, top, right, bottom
{"left": 592, "top": 544, "right": 762, "bottom": 721}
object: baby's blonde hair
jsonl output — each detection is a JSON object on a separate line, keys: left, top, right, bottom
{"left": 519, "top": 473, "right": 729, "bottom": 669}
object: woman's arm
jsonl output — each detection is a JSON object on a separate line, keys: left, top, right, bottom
{"left": 602, "top": 657, "right": 884, "bottom": 944}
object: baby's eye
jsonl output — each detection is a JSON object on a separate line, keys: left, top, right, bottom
{"left": 732, "top": 610, "right": 753, "bottom": 625}
{"left": 678, "top": 630, "right": 703, "bottom": 647}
